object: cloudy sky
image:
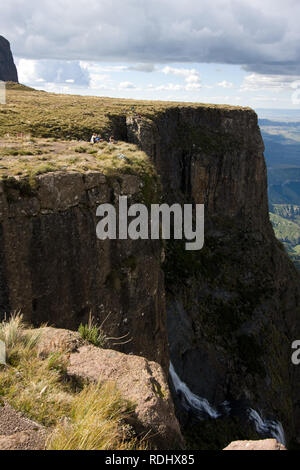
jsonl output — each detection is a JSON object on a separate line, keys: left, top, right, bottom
{"left": 1, "top": 0, "right": 300, "bottom": 109}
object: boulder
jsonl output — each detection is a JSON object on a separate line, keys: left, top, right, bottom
{"left": 223, "top": 439, "right": 286, "bottom": 451}
{"left": 36, "top": 326, "right": 86, "bottom": 357}
{"left": 36, "top": 327, "right": 184, "bottom": 450}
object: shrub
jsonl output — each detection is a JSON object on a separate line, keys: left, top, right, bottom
{"left": 74, "top": 146, "right": 87, "bottom": 153}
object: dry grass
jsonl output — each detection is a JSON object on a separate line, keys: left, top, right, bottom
{"left": 0, "top": 137, "right": 155, "bottom": 181}
{"left": 0, "top": 313, "right": 41, "bottom": 363}
{"left": 0, "top": 314, "right": 145, "bottom": 450}
{"left": 0, "top": 314, "right": 74, "bottom": 426}
{"left": 47, "top": 382, "right": 140, "bottom": 450}
{"left": 0, "top": 82, "right": 250, "bottom": 141}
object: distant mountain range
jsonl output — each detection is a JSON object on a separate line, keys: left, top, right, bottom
{"left": 258, "top": 109, "right": 300, "bottom": 268}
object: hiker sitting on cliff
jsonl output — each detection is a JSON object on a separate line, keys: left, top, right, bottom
{"left": 109, "top": 136, "right": 117, "bottom": 144}
{"left": 90, "top": 133, "right": 97, "bottom": 144}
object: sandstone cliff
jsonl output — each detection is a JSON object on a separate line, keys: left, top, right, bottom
{"left": 0, "top": 36, "right": 18, "bottom": 83}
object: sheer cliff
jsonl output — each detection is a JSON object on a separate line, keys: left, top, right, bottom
{"left": 1, "top": 88, "right": 300, "bottom": 447}
{"left": 0, "top": 169, "right": 168, "bottom": 372}
{"left": 127, "top": 107, "right": 300, "bottom": 447}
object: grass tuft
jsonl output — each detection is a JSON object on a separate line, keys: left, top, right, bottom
{"left": 47, "top": 382, "right": 138, "bottom": 450}
{"left": 0, "top": 312, "right": 40, "bottom": 364}
{"left": 78, "top": 314, "right": 108, "bottom": 348}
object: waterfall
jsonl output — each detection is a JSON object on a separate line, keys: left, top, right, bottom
{"left": 169, "top": 362, "right": 220, "bottom": 419}
{"left": 248, "top": 409, "right": 286, "bottom": 446}
{"left": 170, "top": 362, "right": 286, "bottom": 446}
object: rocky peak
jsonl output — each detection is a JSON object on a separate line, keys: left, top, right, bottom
{"left": 0, "top": 36, "right": 18, "bottom": 82}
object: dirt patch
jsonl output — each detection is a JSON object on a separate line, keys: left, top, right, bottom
{"left": 0, "top": 402, "right": 47, "bottom": 450}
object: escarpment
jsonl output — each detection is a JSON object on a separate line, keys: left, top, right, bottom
{"left": 0, "top": 36, "right": 18, "bottom": 83}
{"left": 0, "top": 170, "right": 168, "bottom": 371}
{"left": 1, "top": 88, "right": 300, "bottom": 448}
{"left": 127, "top": 107, "right": 300, "bottom": 448}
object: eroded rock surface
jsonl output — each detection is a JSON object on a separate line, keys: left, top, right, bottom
{"left": 0, "top": 172, "right": 168, "bottom": 372}
{"left": 127, "top": 107, "right": 300, "bottom": 446}
{"left": 224, "top": 439, "right": 286, "bottom": 451}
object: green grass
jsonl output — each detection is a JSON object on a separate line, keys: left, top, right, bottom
{"left": 78, "top": 315, "right": 108, "bottom": 348}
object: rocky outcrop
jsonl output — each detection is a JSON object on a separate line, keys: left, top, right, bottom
{"left": 1, "top": 102, "right": 300, "bottom": 447}
{"left": 0, "top": 36, "right": 18, "bottom": 82}
{"left": 223, "top": 439, "right": 286, "bottom": 451}
{"left": 36, "top": 327, "right": 184, "bottom": 449}
{"left": 127, "top": 107, "right": 300, "bottom": 447}
{"left": 36, "top": 326, "right": 86, "bottom": 356}
{"left": 0, "top": 172, "right": 168, "bottom": 371}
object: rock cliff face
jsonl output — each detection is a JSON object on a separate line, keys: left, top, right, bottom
{"left": 1, "top": 103, "right": 300, "bottom": 447}
{"left": 127, "top": 107, "right": 300, "bottom": 447}
{"left": 0, "top": 172, "right": 168, "bottom": 371}
{"left": 0, "top": 36, "right": 18, "bottom": 82}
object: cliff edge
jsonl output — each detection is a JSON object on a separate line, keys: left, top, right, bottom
{"left": 127, "top": 107, "right": 300, "bottom": 448}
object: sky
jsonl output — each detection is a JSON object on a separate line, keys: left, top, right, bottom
{"left": 2, "top": 0, "right": 300, "bottom": 109}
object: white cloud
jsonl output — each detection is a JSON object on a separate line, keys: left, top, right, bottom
{"left": 241, "top": 73, "right": 300, "bottom": 91}
{"left": 185, "top": 82, "right": 201, "bottom": 91}
{"left": 162, "top": 66, "right": 202, "bottom": 91}
{"left": 217, "top": 80, "right": 234, "bottom": 89}
{"left": 17, "top": 58, "right": 90, "bottom": 86}
{"left": 151, "top": 83, "right": 183, "bottom": 91}
{"left": 162, "top": 66, "right": 201, "bottom": 84}
{"left": 119, "top": 81, "right": 137, "bottom": 89}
